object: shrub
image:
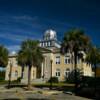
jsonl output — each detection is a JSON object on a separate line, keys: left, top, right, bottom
{"left": 0, "top": 77, "right": 5, "bottom": 81}
{"left": 17, "top": 77, "right": 21, "bottom": 83}
{"left": 81, "top": 76, "right": 100, "bottom": 87}
{"left": 65, "top": 69, "right": 82, "bottom": 84}
{"left": 48, "top": 77, "right": 59, "bottom": 83}
{"left": 0, "top": 71, "right": 5, "bottom": 81}
{"left": 10, "top": 77, "right": 21, "bottom": 84}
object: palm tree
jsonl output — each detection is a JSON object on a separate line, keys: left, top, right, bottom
{"left": 86, "top": 46, "right": 100, "bottom": 95}
{"left": 0, "top": 45, "right": 9, "bottom": 87}
{"left": 17, "top": 50, "right": 26, "bottom": 79}
{"left": 61, "top": 29, "right": 91, "bottom": 94}
{"left": 0, "top": 45, "right": 8, "bottom": 67}
{"left": 17, "top": 39, "right": 44, "bottom": 89}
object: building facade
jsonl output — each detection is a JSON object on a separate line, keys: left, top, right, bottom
{"left": 5, "top": 29, "right": 93, "bottom": 83}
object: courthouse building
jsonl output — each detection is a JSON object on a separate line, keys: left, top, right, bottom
{"left": 5, "top": 29, "right": 93, "bottom": 83}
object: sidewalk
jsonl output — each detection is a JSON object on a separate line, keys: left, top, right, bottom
{"left": 0, "top": 85, "right": 92, "bottom": 100}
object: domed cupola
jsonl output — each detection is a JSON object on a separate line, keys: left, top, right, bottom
{"left": 40, "top": 29, "right": 61, "bottom": 49}
{"left": 43, "top": 29, "right": 57, "bottom": 41}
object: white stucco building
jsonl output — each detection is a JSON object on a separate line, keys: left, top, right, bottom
{"left": 5, "top": 29, "right": 93, "bottom": 83}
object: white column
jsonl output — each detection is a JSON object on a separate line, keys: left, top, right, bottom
{"left": 41, "top": 62, "right": 44, "bottom": 78}
{"left": 44, "top": 56, "right": 47, "bottom": 79}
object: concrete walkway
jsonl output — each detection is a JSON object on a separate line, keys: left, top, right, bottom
{"left": 0, "top": 85, "right": 92, "bottom": 100}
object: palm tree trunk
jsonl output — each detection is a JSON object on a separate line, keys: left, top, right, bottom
{"left": 21, "top": 65, "right": 24, "bottom": 79}
{"left": 50, "top": 60, "right": 53, "bottom": 90}
{"left": 28, "top": 65, "right": 32, "bottom": 90}
{"left": 8, "top": 61, "right": 12, "bottom": 89}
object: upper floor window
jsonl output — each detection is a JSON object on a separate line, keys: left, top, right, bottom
{"left": 64, "top": 56, "right": 71, "bottom": 64}
{"left": 56, "top": 56, "right": 60, "bottom": 64}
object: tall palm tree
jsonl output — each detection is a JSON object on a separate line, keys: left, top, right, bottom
{"left": 86, "top": 46, "right": 100, "bottom": 95}
{"left": 17, "top": 50, "right": 26, "bottom": 79}
{"left": 0, "top": 45, "right": 9, "bottom": 87}
{"left": 17, "top": 39, "right": 43, "bottom": 89}
{"left": 0, "top": 45, "right": 8, "bottom": 67}
{"left": 61, "top": 29, "right": 91, "bottom": 94}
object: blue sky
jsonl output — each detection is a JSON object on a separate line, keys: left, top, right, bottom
{"left": 0, "top": 0, "right": 100, "bottom": 52}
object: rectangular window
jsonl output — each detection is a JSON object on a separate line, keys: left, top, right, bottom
{"left": 64, "top": 56, "right": 70, "bottom": 64}
{"left": 55, "top": 69, "right": 60, "bottom": 77}
{"left": 65, "top": 59, "right": 67, "bottom": 64}
{"left": 64, "top": 69, "right": 70, "bottom": 78}
{"left": 68, "top": 59, "right": 71, "bottom": 64}
{"left": 58, "top": 72, "right": 60, "bottom": 76}
{"left": 56, "top": 56, "right": 60, "bottom": 64}
{"left": 56, "top": 72, "right": 58, "bottom": 76}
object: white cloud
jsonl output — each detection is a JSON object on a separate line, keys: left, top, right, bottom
{"left": 12, "top": 15, "right": 39, "bottom": 22}
{"left": 6, "top": 45, "right": 20, "bottom": 52}
{"left": 0, "top": 32, "right": 29, "bottom": 42}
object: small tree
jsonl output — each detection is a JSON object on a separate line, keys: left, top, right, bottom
{"left": 0, "top": 45, "right": 9, "bottom": 86}
{"left": 17, "top": 50, "right": 26, "bottom": 79}
{"left": 48, "top": 77, "right": 59, "bottom": 83}
{"left": 66, "top": 69, "right": 82, "bottom": 84}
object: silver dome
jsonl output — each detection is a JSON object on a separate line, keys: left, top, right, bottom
{"left": 44, "top": 29, "right": 57, "bottom": 40}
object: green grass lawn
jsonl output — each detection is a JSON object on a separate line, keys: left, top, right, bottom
{"left": 0, "top": 80, "right": 20, "bottom": 85}
{"left": 32, "top": 82, "right": 75, "bottom": 92}
{"left": 32, "top": 82, "right": 74, "bottom": 87}
{"left": 0, "top": 79, "right": 74, "bottom": 87}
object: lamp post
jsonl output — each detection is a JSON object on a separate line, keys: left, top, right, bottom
{"left": 8, "top": 60, "right": 12, "bottom": 89}
{"left": 50, "top": 59, "right": 53, "bottom": 90}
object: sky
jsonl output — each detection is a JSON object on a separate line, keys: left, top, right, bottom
{"left": 0, "top": 0, "right": 100, "bottom": 52}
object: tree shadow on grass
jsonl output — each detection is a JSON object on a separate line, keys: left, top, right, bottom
{"left": 5, "top": 84, "right": 27, "bottom": 89}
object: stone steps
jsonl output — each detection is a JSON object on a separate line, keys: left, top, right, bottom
{"left": 21, "top": 78, "right": 46, "bottom": 84}
{"left": 31, "top": 78, "right": 46, "bottom": 84}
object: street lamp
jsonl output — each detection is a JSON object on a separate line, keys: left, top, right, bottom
{"left": 8, "top": 60, "right": 12, "bottom": 89}
{"left": 50, "top": 59, "right": 53, "bottom": 90}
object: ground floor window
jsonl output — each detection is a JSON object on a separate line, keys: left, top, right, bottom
{"left": 15, "top": 70, "right": 18, "bottom": 77}
{"left": 64, "top": 68, "right": 70, "bottom": 78}
{"left": 55, "top": 69, "right": 60, "bottom": 77}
